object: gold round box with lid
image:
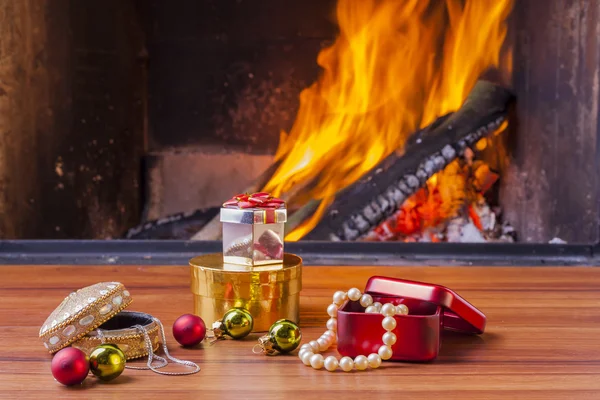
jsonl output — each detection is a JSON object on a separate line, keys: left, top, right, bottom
{"left": 39, "top": 282, "right": 160, "bottom": 360}
{"left": 189, "top": 253, "right": 302, "bottom": 332}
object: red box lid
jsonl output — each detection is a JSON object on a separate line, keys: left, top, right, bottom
{"left": 365, "top": 276, "right": 486, "bottom": 334}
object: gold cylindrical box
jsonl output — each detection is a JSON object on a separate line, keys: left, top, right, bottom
{"left": 189, "top": 252, "right": 302, "bottom": 332}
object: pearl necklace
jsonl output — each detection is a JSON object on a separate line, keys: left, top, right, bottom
{"left": 298, "top": 287, "right": 409, "bottom": 372}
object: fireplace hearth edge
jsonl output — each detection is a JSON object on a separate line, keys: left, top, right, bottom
{"left": 0, "top": 240, "right": 598, "bottom": 266}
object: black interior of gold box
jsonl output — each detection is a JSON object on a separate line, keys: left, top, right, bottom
{"left": 97, "top": 311, "right": 153, "bottom": 330}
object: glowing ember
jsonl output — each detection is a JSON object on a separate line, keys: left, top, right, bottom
{"left": 262, "top": 0, "right": 513, "bottom": 241}
{"left": 365, "top": 148, "right": 514, "bottom": 243}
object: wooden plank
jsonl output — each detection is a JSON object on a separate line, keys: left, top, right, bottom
{"left": 502, "top": 0, "right": 600, "bottom": 243}
{"left": 1, "top": 265, "right": 599, "bottom": 398}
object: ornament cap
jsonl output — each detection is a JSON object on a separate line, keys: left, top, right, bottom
{"left": 254, "top": 334, "right": 278, "bottom": 355}
{"left": 210, "top": 320, "right": 226, "bottom": 340}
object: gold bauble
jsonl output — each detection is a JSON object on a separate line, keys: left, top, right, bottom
{"left": 89, "top": 344, "right": 126, "bottom": 381}
{"left": 269, "top": 319, "right": 302, "bottom": 353}
{"left": 222, "top": 308, "right": 254, "bottom": 339}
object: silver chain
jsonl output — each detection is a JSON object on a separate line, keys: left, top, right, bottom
{"left": 95, "top": 317, "right": 200, "bottom": 376}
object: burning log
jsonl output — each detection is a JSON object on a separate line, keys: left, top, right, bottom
{"left": 303, "top": 80, "right": 514, "bottom": 241}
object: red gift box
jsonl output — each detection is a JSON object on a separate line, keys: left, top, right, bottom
{"left": 336, "top": 276, "right": 486, "bottom": 362}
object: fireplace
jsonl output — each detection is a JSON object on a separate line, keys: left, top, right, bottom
{"left": 1, "top": 0, "right": 599, "bottom": 246}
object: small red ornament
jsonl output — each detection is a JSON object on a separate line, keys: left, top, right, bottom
{"left": 173, "top": 314, "right": 206, "bottom": 347}
{"left": 51, "top": 347, "right": 89, "bottom": 386}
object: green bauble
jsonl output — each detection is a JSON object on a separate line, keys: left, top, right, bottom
{"left": 89, "top": 344, "right": 126, "bottom": 381}
{"left": 269, "top": 319, "right": 302, "bottom": 353}
{"left": 222, "top": 308, "right": 254, "bottom": 339}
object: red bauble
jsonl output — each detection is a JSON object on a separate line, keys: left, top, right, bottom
{"left": 173, "top": 314, "right": 206, "bottom": 346}
{"left": 51, "top": 347, "right": 89, "bottom": 386}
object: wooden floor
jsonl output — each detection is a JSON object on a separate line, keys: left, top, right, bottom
{"left": 1, "top": 265, "right": 599, "bottom": 399}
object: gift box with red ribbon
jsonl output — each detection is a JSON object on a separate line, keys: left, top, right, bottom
{"left": 220, "top": 192, "right": 287, "bottom": 266}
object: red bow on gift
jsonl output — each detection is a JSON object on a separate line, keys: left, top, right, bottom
{"left": 222, "top": 192, "right": 285, "bottom": 209}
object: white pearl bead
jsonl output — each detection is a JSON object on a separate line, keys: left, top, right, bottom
{"left": 301, "top": 351, "right": 314, "bottom": 365}
{"left": 309, "top": 340, "right": 320, "bottom": 352}
{"left": 382, "top": 316, "right": 397, "bottom": 331}
{"left": 396, "top": 304, "right": 409, "bottom": 315}
{"left": 365, "top": 306, "right": 378, "bottom": 313}
{"left": 298, "top": 349, "right": 310, "bottom": 359}
{"left": 300, "top": 350, "right": 314, "bottom": 362}
{"left": 325, "top": 330, "right": 337, "bottom": 344}
{"left": 339, "top": 356, "right": 354, "bottom": 372}
{"left": 368, "top": 353, "right": 382, "bottom": 368}
{"left": 333, "top": 291, "right": 347, "bottom": 305}
{"left": 359, "top": 294, "right": 373, "bottom": 307}
{"left": 378, "top": 345, "right": 393, "bottom": 360}
{"left": 324, "top": 356, "right": 339, "bottom": 372}
{"left": 317, "top": 338, "right": 329, "bottom": 351}
{"left": 381, "top": 303, "right": 396, "bottom": 317}
{"left": 300, "top": 343, "right": 312, "bottom": 351}
{"left": 382, "top": 332, "right": 397, "bottom": 346}
{"left": 347, "top": 288, "right": 362, "bottom": 301}
{"left": 354, "top": 355, "right": 368, "bottom": 370}
{"left": 326, "top": 318, "right": 337, "bottom": 331}
{"left": 327, "top": 303, "right": 339, "bottom": 317}
{"left": 310, "top": 354, "right": 324, "bottom": 369}
{"left": 372, "top": 302, "right": 382, "bottom": 311}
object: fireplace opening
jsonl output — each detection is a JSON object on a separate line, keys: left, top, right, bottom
{"left": 1, "top": 0, "right": 599, "bottom": 245}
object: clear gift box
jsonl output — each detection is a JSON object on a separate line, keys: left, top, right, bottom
{"left": 220, "top": 193, "right": 287, "bottom": 266}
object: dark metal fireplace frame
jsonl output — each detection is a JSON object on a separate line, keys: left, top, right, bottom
{"left": 1, "top": 241, "right": 599, "bottom": 266}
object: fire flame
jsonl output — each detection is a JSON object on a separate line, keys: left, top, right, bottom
{"left": 263, "top": 0, "right": 513, "bottom": 240}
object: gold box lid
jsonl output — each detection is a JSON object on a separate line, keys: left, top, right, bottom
{"left": 189, "top": 253, "right": 302, "bottom": 298}
{"left": 39, "top": 282, "right": 132, "bottom": 353}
